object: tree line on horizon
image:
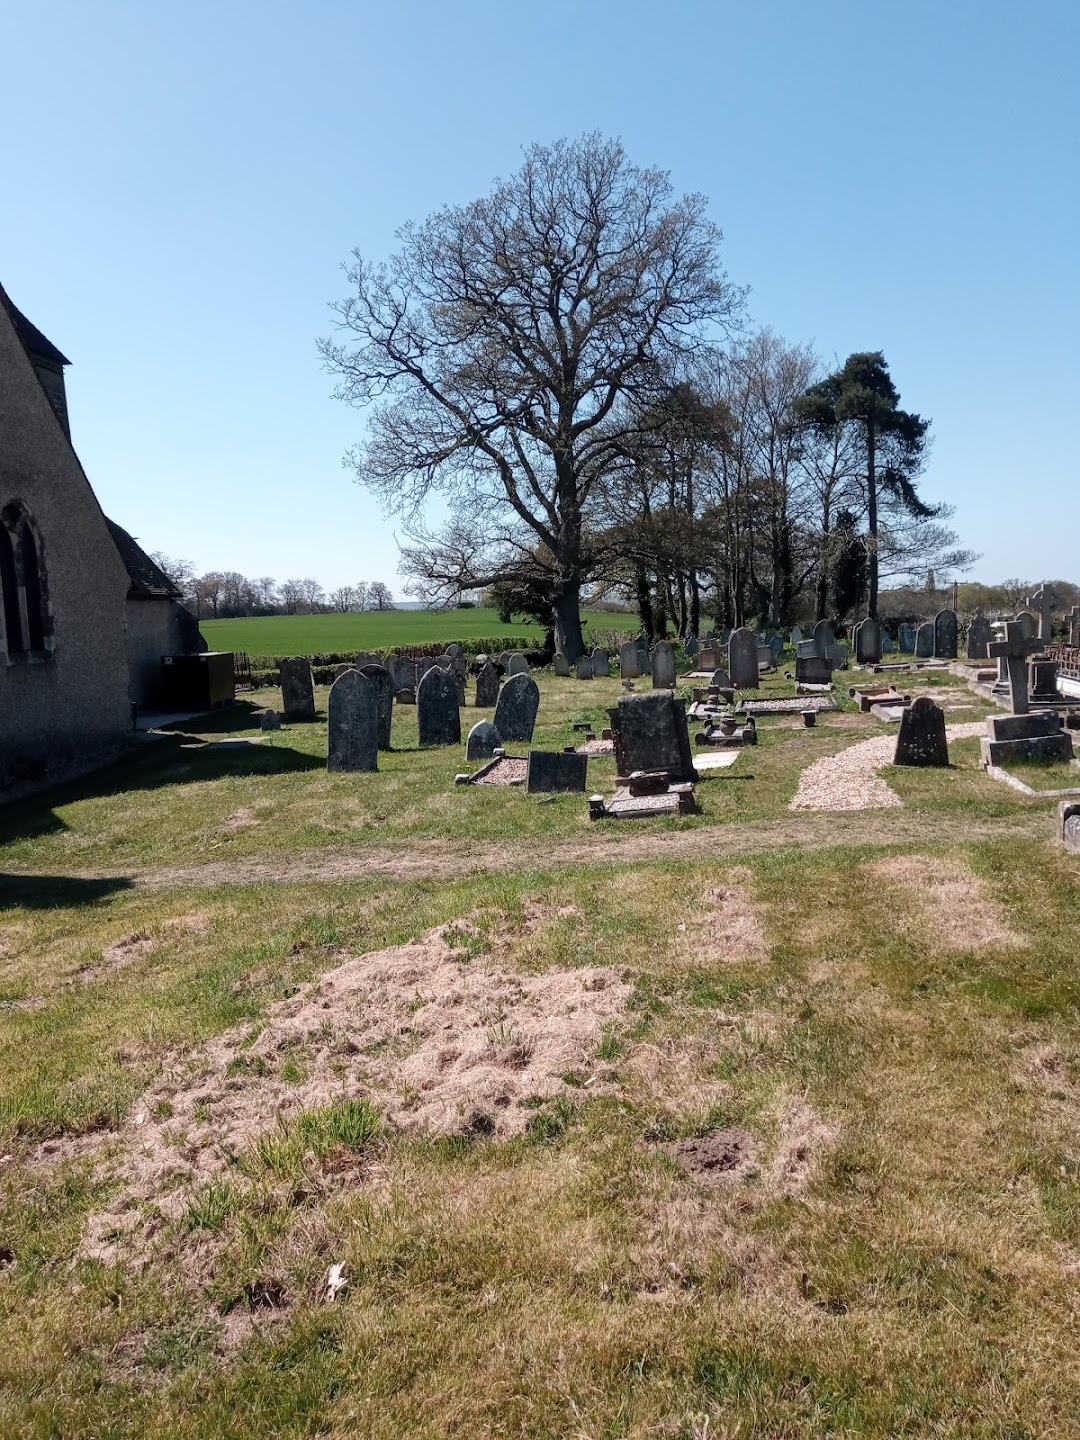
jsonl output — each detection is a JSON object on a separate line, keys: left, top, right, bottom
{"left": 319, "top": 133, "right": 984, "bottom": 662}
{"left": 147, "top": 562, "right": 397, "bottom": 621}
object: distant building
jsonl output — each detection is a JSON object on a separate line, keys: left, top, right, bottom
{"left": 0, "top": 283, "right": 204, "bottom": 797}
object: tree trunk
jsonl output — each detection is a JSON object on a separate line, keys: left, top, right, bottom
{"left": 689, "top": 572, "right": 701, "bottom": 637}
{"left": 866, "top": 417, "right": 878, "bottom": 619}
{"left": 552, "top": 583, "right": 586, "bottom": 662}
{"left": 634, "top": 565, "right": 654, "bottom": 640}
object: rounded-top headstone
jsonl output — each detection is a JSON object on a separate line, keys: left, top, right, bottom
{"left": 727, "top": 628, "right": 759, "bottom": 689}
{"left": 591, "top": 647, "right": 610, "bottom": 677}
{"left": 416, "top": 665, "right": 461, "bottom": 746}
{"left": 933, "top": 609, "right": 958, "bottom": 660}
{"left": 466, "top": 719, "right": 501, "bottom": 761}
{"left": 447, "top": 643, "right": 462, "bottom": 658}
{"left": 493, "top": 671, "right": 540, "bottom": 742}
{"left": 327, "top": 670, "right": 378, "bottom": 772}
{"left": 812, "top": 620, "right": 835, "bottom": 661}
{"left": 553, "top": 653, "right": 571, "bottom": 677}
{"left": 357, "top": 663, "right": 394, "bottom": 749}
{"left": 507, "top": 653, "right": 529, "bottom": 676}
{"left": 619, "top": 641, "right": 641, "bottom": 679}
{"left": 651, "top": 640, "right": 676, "bottom": 688}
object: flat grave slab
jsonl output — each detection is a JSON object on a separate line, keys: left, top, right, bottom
{"left": 693, "top": 749, "right": 741, "bottom": 772}
{"left": 591, "top": 782, "right": 696, "bottom": 820}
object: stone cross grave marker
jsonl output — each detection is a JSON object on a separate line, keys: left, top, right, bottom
{"left": 728, "top": 627, "right": 759, "bottom": 689}
{"left": 327, "top": 670, "right": 378, "bottom": 772}
{"left": 280, "top": 657, "right": 316, "bottom": 723}
{"left": 357, "top": 663, "right": 394, "bottom": 750}
{"left": 1029, "top": 582, "right": 1057, "bottom": 644}
{"left": 475, "top": 660, "right": 500, "bottom": 707}
{"left": 417, "top": 665, "right": 461, "bottom": 746}
{"left": 493, "top": 671, "right": 540, "bottom": 742}
{"left": 988, "top": 621, "right": 1042, "bottom": 714}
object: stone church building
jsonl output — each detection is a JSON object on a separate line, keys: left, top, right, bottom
{"left": 0, "top": 283, "right": 204, "bottom": 797}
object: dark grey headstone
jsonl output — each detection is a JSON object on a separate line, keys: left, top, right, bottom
{"left": 493, "top": 672, "right": 540, "bottom": 742}
{"left": 475, "top": 661, "right": 500, "bottom": 707}
{"left": 728, "top": 628, "right": 759, "bottom": 689}
{"left": 466, "top": 719, "right": 502, "bottom": 761}
{"left": 525, "top": 750, "right": 588, "bottom": 794}
{"left": 260, "top": 708, "right": 281, "bottom": 731}
{"left": 967, "top": 613, "right": 993, "bottom": 659}
{"left": 417, "top": 665, "right": 461, "bottom": 746}
{"left": 327, "top": 671, "right": 378, "bottom": 772}
{"left": 854, "top": 617, "right": 882, "bottom": 665}
{"left": 898, "top": 622, "right": 916, "bottom": 654}
{"left": 652, "top": 640, "right": 676, "bottom": 688}
{"left": 280, "top": 657, "right": 316, "bottom": 723}
{"left": 553, "top": 653, "right": 571, "bottom": 677}
{"left": 893, "top": 697, "right": 948, "bottom": 767}
{"left": 447, "top": 643, "right": 462, "bottom": 658}
{"left": 591, "top": 648, "right": 610, "bottom": 677}
{"left": 685, "top": 636, "right": 700, "bottom": 657}
{"left": 812, "top": 621, "right": 835, "bottom": 660}
{"left": 915, "top": 623, "right": 934, "bottom": 658}
{"left": 576, "top": 655, "right": 593, "bottom": 680}
{"left": 619, "top": 641, "right": 641, "bottom": 678}
{"left": 357, "top": 664, "right": 394, "bottom": 749}
{"left": 795, "top": 655, "right": 833, "bottom": 685}
{"left": 507, "top": 653, "right": 529, "bottom": 676}
{"left": 934, "top": 609, "right": 958, "bottom": 660}
{"left": 608, "top": 691, "right": 695, "bottom": 782}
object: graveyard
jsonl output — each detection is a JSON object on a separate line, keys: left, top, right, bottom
{"left": 2, "top": 629, "right": 1080, "bottom": 1437}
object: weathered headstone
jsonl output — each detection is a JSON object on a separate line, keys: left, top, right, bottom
{"left": 881, "top": 633, "right": 893, "bottom": 654}
{"left": 525, "top": 751, "right": 588, "bottom": 794}
{"left": 728, "top": 627, "right": 759, "bottom": 689}
{"left": 988, "top": 620, "right": 1042, "bottom": 714}
{"left": 475, "top": 660, "right": 500, "bottom": 707}
{"left": 790, "top": 625, "right": 803, "bottom": 646}
{"left": 982, "top": 710, "right": 1074, "bottom": 766}
{"left": 1061, "top": 802, "right": 1080, "bottom": 856}
{"left": 260, "top": 708, "right": 281, "bottom": 731}
{"left": 493, "top": 672, "right": 540, "bottom": 742}
{"left": 685, "top": 636, "right": 700, "bottom": 657}
{"left": 1015, "top": 612, "right": 1037, "bottom": 642}
{"left": 354, "top": 650, "right": 376, "bottom": 668}
{"left": 357, "top": 664, "right": 394, "bottom": 749}
{"left": 854, "top": 617, "right": 882, "bottom": 665}
{"left": 332, "top": 663, "right": 352, "bottom": 681}
{"left": 553, "top": 653, "right": 571, "bottom": 677}
{"left": 619, "top": 641, "right": 641, "bottom": 679}
{"left": 934, "top": 609, "right": 958, "bottom": 660}
{"left": 576, "top": 655, "right": 593, "bottom": 680}
{"left": 796, "top": 655, "right": 833, "bottom": 685}
{"left": 417, "top": 665, "right": 461, "bottom": 746}
{"left": 812, "top": 620, "right": 835, "bottom": 660}
{"left": 280, "top": 657, "right": 316, "bottom": 723}
{"left": 652, "top": 640, "right": 676, "bottom": 688}
{"left": 914, "top": 623, "right": 934, "bottom": 659}
{"left": 1029, "top": 582, "right": 1058, "bottom": 644}
{"left": 327, "top": 670, "right": 378, "bottom": 772}
{"left": 636, "top": 643, "right": 652, "bottom": 677}
{"left": 893, "top": 697, "right": 949, "bottom": 767}
{"left": 507, "top": 653, "right": 530, "bottom": 676}
{"left": 591, "top": 648, "right": 610, "bottom": 677}
{"left": 466, "top": 719, "right": 501, "bottom": 761}
{"left": 436, "top": 653, "right": 453, "bottom": 670}
{"left": 607, "top": 691, "right": 696, "bottom": 783}
{"left": 898, "top": 622, "right": 916, "bottom": 654}
{"left": 967, "top": 611, "right": 993, "bottom": 660}
{"left": 1069, "top": 605, "right": 1080, "bottom": 649}
{"left": 446, "top": 643, "right": 462, "bottom": 658}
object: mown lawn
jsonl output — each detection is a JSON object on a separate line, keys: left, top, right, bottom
{"left": 200, "top": 607, "right": 638, "bottom": 657}
{"left": 1, "top": 661, "right": 1077, "bottom": 1437}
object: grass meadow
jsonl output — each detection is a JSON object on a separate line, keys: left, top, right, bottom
{"left": 199, "top": 606, "right": 638, "bottom": 657}
{"left": 1, "top": 660, "right": 1079, "bottom": 1436}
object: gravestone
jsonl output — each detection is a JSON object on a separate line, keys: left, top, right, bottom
{"left": 988, "top": 620, "right": 1042, "bottom": 714}
{"left": 882, "top": 633, "right": 893, "bottom": 654}
{"left": 591, "top": 648, "right": 610, "bottom": 677}
{"left": 790, "top": 625, "right": 803, "bottom": 646}
{"left": 260, "top": 708, "right": 281, "bottom": 731}
{"left": 1015, "top": 612, "right": 1037, "bottom": 642}
{"left": 576, "top": 655, "right": 593, "bottom": 680}
{"left": 728, "top": 628, "right": 759, "bottom": 689}
{"left": 934, "top": 609, "right": 958, "bottom": 660}
{"left": 768, "top": 633, "right": 784, "bottom": 654}
{"left": 1061, "top": 802, "right": 1080, "bottom": 857}
{"left": 493, "top": 672, "right": 540, "bottom": 742}
{"left": 446, "top": 643, "right": 462, "bottom": 658}
{"left": 553, "top": 653, "right": 571, "bottom": 677}
{"left": 507, "top": 653, "right": 530, "bottom": 676}
{"left": 357, "top": 663, "right": 394, "bottom": 749}
{"left": 280, "top": 658, "right": 316, "bottom": 723}
{"left": 795, "top": 640, "right": 818, "bottom": 659}
{"left": 893, "top": 697, "right": 949, "bottom": 767}
{"left": 1070, "top": 605, "right": 1080, "bottom": 649}
{"left": 466, "top": 719, "right": 501, "bottom": 761}
{"left": 418, "top": 655, "right": 436, "bottom": 676}
{"left": 327, "top": 671, "right": 378, "bottom": 772}
{"left": 332, "top": 663, "right": 352, "bottom": 681}
{"left": 1028, "top": 582, "right": 1057, "bottom": 644}
{"left": 898, "top": 622, "right": 916, "bottom": 654}
{"left": 796, "top": 654, "right": 833, "bottom": 685}
{"left": 619, "top": 641, "right": 641, "bottom": 678}
{"left": 709, "top": 668, "right": 732, "bottom": 690}
{"left": 914, "top": 623, "right": 934, "bottom": 658}
{"left": 652, "top": 640, "right": 676, "bottom": 688}
{"left": 636, "top": 644, "right": 652, "bottom": 677}
{"left": 854, "top": 618, "right": 882, "bottom": 665}
{"left": 525, "top": 751, "right": 588, "bottom": 794}
{"left": 436, "top": 653, "right": 453, "bottom": 669}
{"left": 417, "top": 665, "right": 461, "bottom": 746}
{"left": 812, "top": 620, "right": 836, "bottom": 660}
{"left": 982, "top": 711, "right": 1074, "bottom": 766}
{"left": 967, "top": 611, "right": 993, "bottom": 659}
{"left": 685, "top": 636, "right": 699, "bottom": 657}
{"left": 475, "top": 661, "right": 500, "bottom": 707}
{"left": 355, "top": 650, "right": 377, "bottom": 668}
{"left": 607, "top": 691, "right": 695, "bottom": 783}
{"left": 757, "top": 643, "right": 775, "bottom": 673}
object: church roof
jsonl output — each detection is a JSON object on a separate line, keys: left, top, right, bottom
{"left": 105, "top": 519, "right": 179, "bottom": 598}
{"left": 0, "top": 286, "right": 70, "bottom": 367}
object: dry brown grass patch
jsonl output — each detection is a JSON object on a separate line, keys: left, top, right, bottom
{"left": 869, "top": 853, "right": 1027, "bottom": 950}
{"left": 675, "top": 867, "right": 770, "bottom": 970}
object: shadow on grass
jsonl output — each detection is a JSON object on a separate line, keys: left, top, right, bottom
{"left": 0, "top": 873, "right": 135, "bottom": 910}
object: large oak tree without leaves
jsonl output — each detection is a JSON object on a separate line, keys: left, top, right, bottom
{"left": 319, "top": 134, "right": 743, "bottom": 660}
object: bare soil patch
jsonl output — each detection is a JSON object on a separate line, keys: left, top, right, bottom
{"left": 54, "top": 923, "right": 630, "bottom": 1258}
{"left": 870, "top": 854, "right": 1027, "bottom": 950}
{"left": 668, "top": 1129, "right": 757, "bottom": 1188}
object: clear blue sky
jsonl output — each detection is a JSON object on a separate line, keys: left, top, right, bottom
{"left": 5, "top": 0, "right": 1077, "bottom": 592}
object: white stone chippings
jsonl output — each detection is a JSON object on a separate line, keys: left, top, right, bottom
{"left": 789, "top": 722, "right": 985, "bottom": 812}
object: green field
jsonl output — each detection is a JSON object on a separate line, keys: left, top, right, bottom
{"left": 200, "top": 607, "right": 637, "bottom": 656}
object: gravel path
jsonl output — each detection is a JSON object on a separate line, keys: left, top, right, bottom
{"left": 789, "top": 722, "right": 985, "bottom": 812}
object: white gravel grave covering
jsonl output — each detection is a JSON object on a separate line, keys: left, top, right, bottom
{"left": 790, "top": 722, "right": 985, "bottom": 812}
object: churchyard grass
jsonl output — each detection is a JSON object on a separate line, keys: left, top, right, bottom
{"left": 199, "top": 607, "right": 637, "bottom": 658}
{"left": 1, "top": 662, "right": 1079, "bottom": 1435}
